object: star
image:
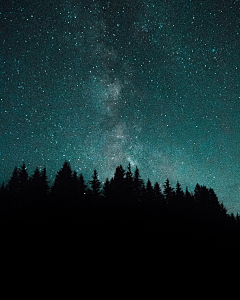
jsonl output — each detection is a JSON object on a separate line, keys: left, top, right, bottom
{"left": 1, "top": 0, "right": 240, "bottom": 215}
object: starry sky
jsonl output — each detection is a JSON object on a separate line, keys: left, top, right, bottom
{"left": 1, "top": 0, "right": 240, "bottom": 214}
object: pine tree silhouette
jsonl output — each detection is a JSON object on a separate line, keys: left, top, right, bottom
{"left": 28, "top": 167, "right": 49, "bottom": 218}
{"left": 78, "top": 173, "right": 87, "bottom": 199}
{"left": 145, "top": 179, "right": 154, "bottom": 202}
{"left": 185, "top": 187, "right": 192, "bottom": 201}
{"left": 7, "top": 166, "right": 20, "bottom": 198}
{"left": 103, "top": 178, "right": 111, "bottom": 200}
{"left": 29, "top": 167, "right": 49, "bottom": 198}
{"left": 126, "top": 163, "right": 133, "bottom": 181}
{"left": 112, "top": 165, "right": 126, "bottom": 204}
{"left": 113, "top": 165, "right": 125, "bottom": 188}
{"left": 133, "top": 166, "right": 144, "bottom": 202}
{"left": 51, "top": 161, "right": 73, "bottom": 196}
{"left": 153, "top": 182, "right": 164, "bottom": 203}
{"left": 41, "top": 167, "right": 49, "bottom": 196}
{"left": 0, "top": 182, "right": 5, "bottom": 198}
{"left": 50, "top": 161, "right": 74, "bottom": 216}
{"left": 174, "top": 181, "right": 184, "bottom": 208}
{"left": 29, "top": 167, "right": 42, "bottom": 211}
{"left": 175, "top": 181, "right": 184, "bottom": 200}
{"left": 125, "top": 163, "right": 134, "bottom": 201}
{"left": 89, "top": 169, "right": 102, "bottom": 202}
{"left": 19, "top": 162, "right": 28, "bottom": 194}
{"left": 163, "top": 179, "right": 174, "bottom": 204}
{"left": 0, "top": 161, "right": 239, "bottom": 248}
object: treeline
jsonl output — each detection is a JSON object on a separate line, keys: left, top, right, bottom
{"left": 0, "top": 161, "right": 240, "bottom": 245}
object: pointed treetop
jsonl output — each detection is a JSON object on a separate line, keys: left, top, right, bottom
{"left": 146, "top": 179, "right": 153, "bottom": 191}
{"left": 114, "top": 165, "right": 125, "bottom": 182}
{"left": 90, "top": 169, "right": 101, "bottom": 197}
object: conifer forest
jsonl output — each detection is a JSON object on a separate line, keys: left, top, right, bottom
{"left": 0, "top": 161, "right": 239, "bottom": 250}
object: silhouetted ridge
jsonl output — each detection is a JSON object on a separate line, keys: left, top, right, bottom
{"left": 0, "top": 162, "right": 239, "bottom": 247}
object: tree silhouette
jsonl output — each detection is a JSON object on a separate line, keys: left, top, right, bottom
{"left": 89, "top": 169, "right": 102, "bottom": 201}
{"left": 50, "top": 161, "right": 75, "bottom": 216}
{"left": 78, "top": 173, "right": 87, "bottom": 199}
{"left": 153, "top": 182, "right": 164, "bottom": 203}
{"left": 103, "top": 178, "right": 111, "bottom": 200}
{"left": 174, "top": 181, "right": 184, "bottom": 208}
{"left": 145, "top": 179, "right": 154, "bottom": 202}
{"left": 175, "top": 181, "right": 184, "bottom": 199}
{"left": 163, "top": 179, "right": 174, "bottom": 204}
{"left": 208, "top": 188, "right": 220, "bottom": 211}
{"left": 0, "top": 161, "right": 239, "bottom": 248}
{"left": 194, "top": 183, "right": 201, "bottom": 200}
{"left": 29, "top": 167, "right": 49, "bottom": 198}
{"left": 185, "top": 187, "right": 192, "bottom": 201}
{"left": 51, "top": 161, "right": 73, "bottom": 196}
{"left": 19, "top": 163, "right": 28, "bottom": 191}
{"left": 28, "top": 167, "right": 49, "bottom": 217}
{"left": 6, "top": 166, "right": 20, "bottom": 198}
{"left": 125, "top": 163, "right": 134, "bottom": 201}
{"left": 133, "top": 166, "right": 144, "bottom": 202}
{"left": 112, "top": 165, "right": 126, "bottom": 204}
{"left": 0, "top": 182, "right": 5, "bottom": 198}
{"left": 126, "top": 163, "right": 133, "bottom": 182}
{"left": 194, "top": 183, "right": 217, "bottom": 210}
{"left": 113, "top": 165, "right": 125, "bottom": 189}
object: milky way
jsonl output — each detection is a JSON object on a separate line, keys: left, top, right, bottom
{"left": 1, "top": 0, "right": 240, "bottom": 214}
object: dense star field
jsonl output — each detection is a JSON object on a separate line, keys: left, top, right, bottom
{"left": 1, "top": 0, "right": 240, "bottom": 214}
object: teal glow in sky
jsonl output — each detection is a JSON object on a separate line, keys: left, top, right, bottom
{"left": 1, "top": 0, "right": 240, "bottom": 214}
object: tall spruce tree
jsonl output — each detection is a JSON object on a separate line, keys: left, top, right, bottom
{"left": 103, "top": 178, "right": 111, "bottom": 200}
{"left": 29, "top": 167, "right": 49, "bottom": 198}
{"left": 112, "top": 165, "right": 125, "bottom": 200}
{"left": 153, "top": 182, "right": 164, "bottom": 203}
{"left": 175, "top": 181, "right": 184, "bottom": 202}
{"left": 89, "top": 169, "right": 101, "bottom": 201}
{"left": 125, "top": 163, "right": 134, "bottom": 199}
{"left": 163, "top": 179, "right": 174, "bottom": 204}
{"left": 113, "top": 165, "right": 125, "bottom": 186}
{"left": 0, "top": 182, "right": 5, "bottom": 199}
{"left": 7, "top": 166, "right": 20, "bottom": 198}
{"left": 51, "top": 161, "right": 73, "bottom": 201}
{"left": 146, "top": 179, "right": 154, "bottom": 202}
{"left": 19, "top": 162, "right": 28, "bottom": 193}
{"left": 133, "top": 166, "right": 144, "bottom": 201}
{"left": 78, "top": 174, "right": 87, "bottom": 198}
{"left": 41, "top": 167, "right": 49, "bottom": 196}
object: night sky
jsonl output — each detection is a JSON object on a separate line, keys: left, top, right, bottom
{"left": 1, "top": 0, "right": 240, "bottom": 214}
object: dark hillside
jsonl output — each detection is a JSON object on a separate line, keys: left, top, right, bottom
{"left": 0, "top": 162, "right": 239, "bottom": 250}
